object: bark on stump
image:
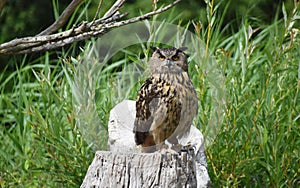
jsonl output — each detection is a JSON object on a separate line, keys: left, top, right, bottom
{"left": 81, "top": 100, "right": 211, "bottom": 188}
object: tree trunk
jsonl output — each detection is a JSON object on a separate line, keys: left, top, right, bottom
{"left": 81, "top": 100, "right": 211, "bottom": 188}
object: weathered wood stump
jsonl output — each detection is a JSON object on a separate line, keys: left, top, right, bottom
{"left": 81, "top": 100, "right": 211, "bottom": 188}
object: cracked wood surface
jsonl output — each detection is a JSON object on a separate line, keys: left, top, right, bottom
{"left": 81, "top": 151, "right": 198, "bottom": 188}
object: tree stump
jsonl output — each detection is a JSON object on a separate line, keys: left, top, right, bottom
{"left": 81, "top": 100, "right": 211, "bottom": 188}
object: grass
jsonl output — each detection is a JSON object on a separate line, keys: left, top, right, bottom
{"left": 0, "top": 0, "right": 300, "bottom": 187}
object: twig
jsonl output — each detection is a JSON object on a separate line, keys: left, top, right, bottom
{"left": 91, "top": 0, "right": 103, "bottom": 24}
{"left": 110, "top": 0, "right": 181, "bottom": 26}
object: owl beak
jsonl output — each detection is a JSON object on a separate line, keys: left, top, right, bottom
{"left": 166, "top": 59, "right": 172, "bottom": 67}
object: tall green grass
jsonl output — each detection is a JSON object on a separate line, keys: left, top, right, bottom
{"left": 0, "top": 0, "right": 299, "bottom": 187}
{"left": 200, "top": 1, "right": 300, "bottom": 187}
{"left": 0, "top": 52, "right": 97, "bottom": 187}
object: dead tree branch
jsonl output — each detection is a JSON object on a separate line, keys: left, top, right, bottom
{"left": 0, "top": 0, "right": 181, "bottom": 56}
{"left": 38, "top": 0, "right": 85, "bottom": 36}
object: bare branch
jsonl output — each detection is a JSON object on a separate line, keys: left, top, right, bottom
{"left": 0, "top": 0, "right": 181, "bottom": 56}
{"left": 103, "top": 0, "right": 126, "bottom": 19}
{"left": 38, "top": 0, "right": 85, "bottom": 36}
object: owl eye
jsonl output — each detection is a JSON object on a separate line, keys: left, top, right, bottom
{"left": 159, "top": 56, "right": 165, "bottom": 60}
{"left": 172, "top": 55, "right": 179, "bottom": 61}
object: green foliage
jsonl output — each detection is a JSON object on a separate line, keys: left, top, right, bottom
{"left": 197, "top": 0, "right": 300, "bottom": 187}
{"left": 0, "top": 53, "right": 94, "bottom": 187}
{"left": 1, "top": 0, "right": 300, "bottom": 187}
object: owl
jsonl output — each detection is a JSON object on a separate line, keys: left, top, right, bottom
{"left": 133, "top": 46, "right": 198, "bottom": 153}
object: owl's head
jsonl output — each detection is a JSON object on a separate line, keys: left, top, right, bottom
{"left": 149, "top": 46, "right": 188, "bottom": 74}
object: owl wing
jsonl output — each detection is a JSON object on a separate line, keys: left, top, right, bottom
{"left": 134, "top": 76, "right": 181, "bottom": 147}
{"left": 134, "top": 77, "right": 159, "bottom": 146}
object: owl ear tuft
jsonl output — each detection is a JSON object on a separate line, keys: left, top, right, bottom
{"left": 178, "top": 47, "right": 188, "bottom": 52}
{"left": 150, "top": 46, "right": 158, "bottom": 52}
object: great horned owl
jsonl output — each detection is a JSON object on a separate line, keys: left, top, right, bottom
{"left": 133, "top": 46, "right": 198, "bottom": 153}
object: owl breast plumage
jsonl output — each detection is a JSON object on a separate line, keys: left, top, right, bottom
{"left": 133, "top": 47, "right": 198, "bottom": 152}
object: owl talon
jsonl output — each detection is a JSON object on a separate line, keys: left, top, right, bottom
{"left": 159, "top": 148, "right": 179, "bottom": 155}
{"left": 156, "top": 143, "right": 179, "bottom": 155}
{"left": 180, "top": 144, "right": 196, "bottom": 156}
